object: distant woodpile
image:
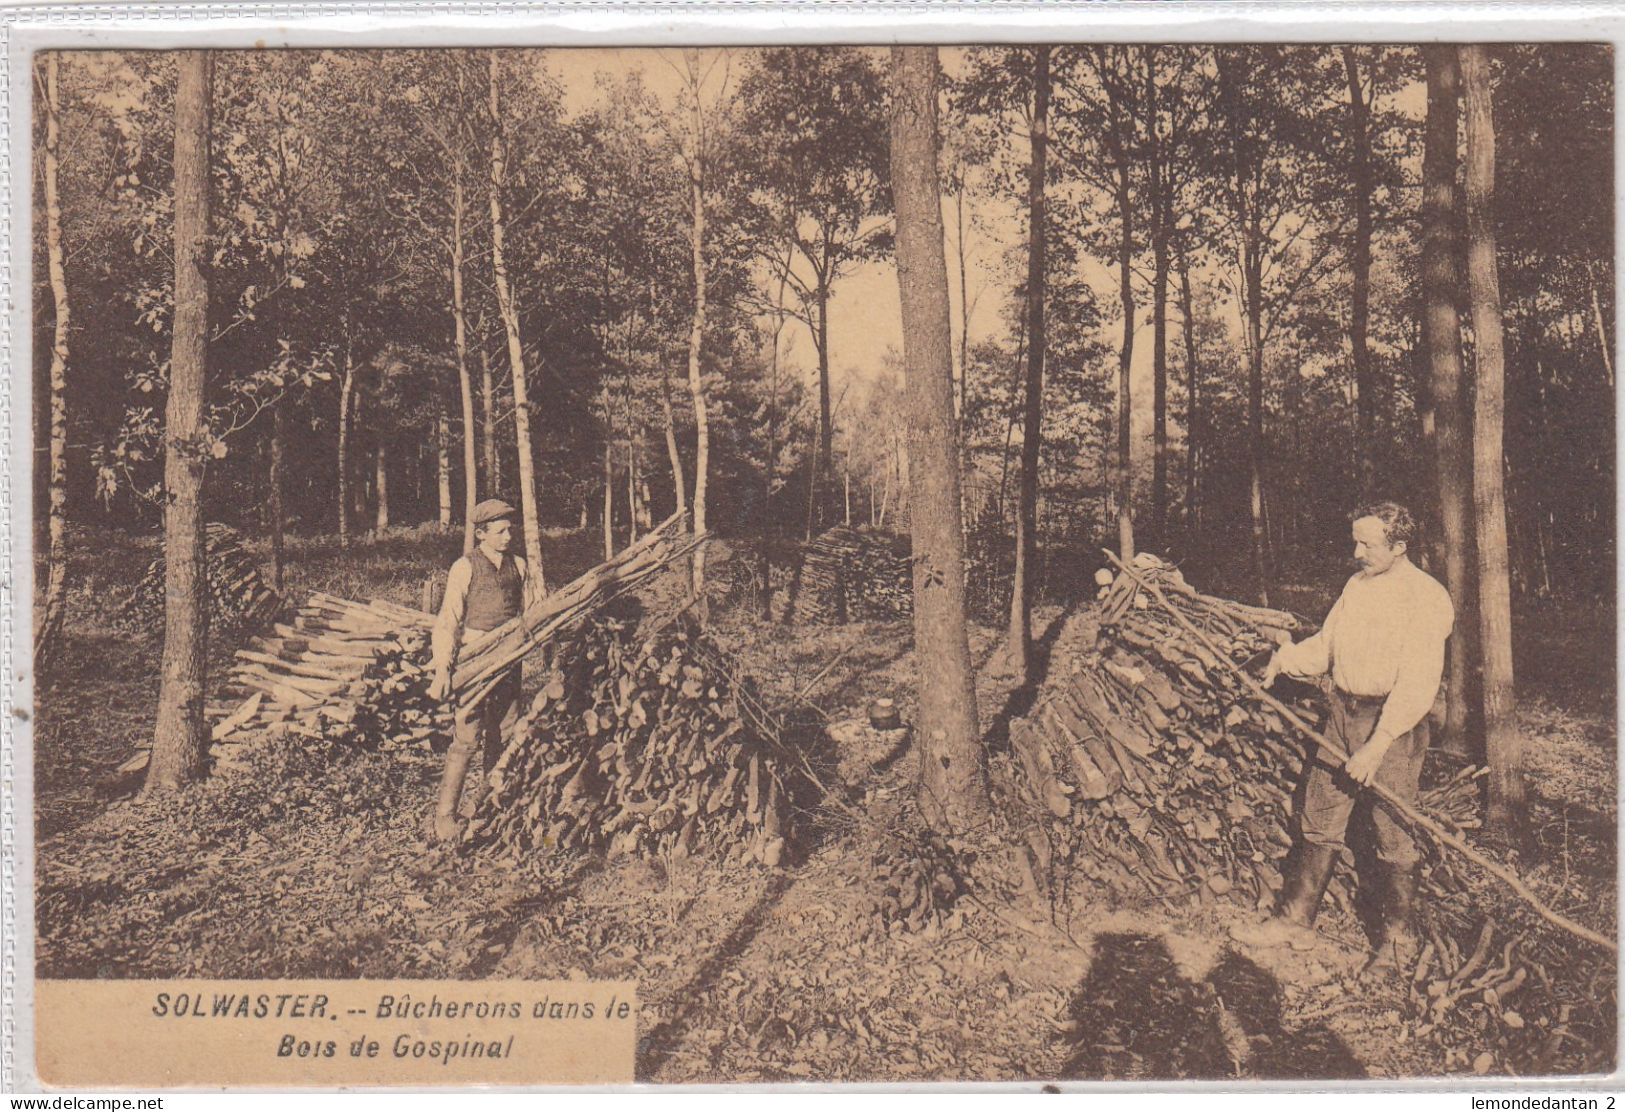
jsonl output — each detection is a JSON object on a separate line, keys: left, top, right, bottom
{"left": 121, "top": 523, "right": 280, "bottom": 634}
{"left": 798, "top": 526, "right": 913, "bottom": 623}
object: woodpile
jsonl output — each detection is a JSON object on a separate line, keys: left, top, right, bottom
{"left": 467, "top": 616, "right": 796, "bottom": 865}
{"left": 121, "top": 522, "right": 280, "bottom": 634}
{"left": 286, "top": 627, "right": 450, "bottom": 752}
{"left": 1003, "top": 553, "right": 1324, "bottom": 910}
{"left": 117, "top": 592, "right": 437, "bottom": 775}
{"left": 798, "top": 526, "right": 912, "bottom": 623}
{"left": 152, "top": 513, "right": 702, "bottom": 777}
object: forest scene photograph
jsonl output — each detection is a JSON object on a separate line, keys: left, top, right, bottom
{"left": 25, "top": 40, "right": 1617, "bottom": 1082}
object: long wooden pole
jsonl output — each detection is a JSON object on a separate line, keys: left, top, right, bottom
{"left": 1103, "top": 549, "right": 1616, "bottom": 955}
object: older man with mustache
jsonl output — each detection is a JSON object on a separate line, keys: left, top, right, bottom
{"left": 1232, "top": 500, "right": 1455, "bottom": 977}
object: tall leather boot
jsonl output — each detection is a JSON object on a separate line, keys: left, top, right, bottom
{"left": 1361, "top": 862, "right": 1421, "bottom": 978}
{"left": 1231, "top": 843, "right": 1339, "bottom": 951}
{"left": 431, "top": 746, "right": 474, "bottom": 843}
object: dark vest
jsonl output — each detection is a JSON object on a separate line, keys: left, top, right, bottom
{"left": 465, "top": 550, "right": 523, "bottom": 632}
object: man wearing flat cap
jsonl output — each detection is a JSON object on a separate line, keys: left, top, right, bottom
{"left": 425, "top": 498, "right": 544, "bottom": 842}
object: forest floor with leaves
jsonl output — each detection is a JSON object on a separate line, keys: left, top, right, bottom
{"left": 30, "top": 526, "right": 1617, "bottom": 1082}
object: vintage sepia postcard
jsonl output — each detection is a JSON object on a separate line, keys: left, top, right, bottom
{"left": 6, "top": 1, "right": 1620, "bottom": 1092}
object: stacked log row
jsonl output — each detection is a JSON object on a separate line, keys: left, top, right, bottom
{"left": 285, "top": 624, "right": 452, "bottom": 752}
{"left": 227, "top": 593, "right": 439, "bottom": 750}
{"left": 122, "top": 522, "right": 281, "bottom": 634}
{"left": 116, "top": 592, "right": 436, "bottom": 775}
{"left": 798, "top": 526, "right": 913, "bottom": 623}
{"left": 1004, "top": 554, "right": 1324, "bottom": 911}
{"left": 467, "top": 617, "right": 794, "bottom": 866}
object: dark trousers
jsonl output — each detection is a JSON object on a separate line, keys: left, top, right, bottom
{"left": 450, "top": 664, "right": 521, "bottom": 773}
{"left": 1299, "top": 691, "right": 1428, "bottom": 869}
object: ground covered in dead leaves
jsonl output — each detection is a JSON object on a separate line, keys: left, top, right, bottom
{"left": 31, "top": 530, "right": 1618, "bottom": 1083}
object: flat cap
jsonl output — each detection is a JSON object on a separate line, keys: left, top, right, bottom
{"left": 471, "top": 498, "right": 519, "bottom": 525}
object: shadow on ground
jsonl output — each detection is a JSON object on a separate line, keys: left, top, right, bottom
{"left": 636, "top": 872, "right": 797, "bottom": 1080}
{"left": 1059, "top": 932, "right": 1365, "bottom": 1080}
{"left": 981, "top": 606, "right": 1073, "bottom": 755}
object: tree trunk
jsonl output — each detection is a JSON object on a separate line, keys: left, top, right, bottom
{"left": 1590, "top": 277, "right": 1614, "bottom": 388}
{"left": 374, "top": 438, "right": 389, "bottom": 533}
{"left": 602, "top": 408, "right": 615, "bottom": 561}
{"left": 624, "top": 375, "right": 640, "bottom": 546}
{"left": 1099, "top": 56, "right": 1136, "bottom": 562}
{"left": 804, "top": 285, "right": 833, "bottom": 541}
{"left": 1221, "top": 55, "right": 1272, "bottom": 605}
{"left": 889, "top": 45, "right": 987, "bottom": 833}
{"left": 956, "top": 188, "right": 970, "bottom": 423}
{"left": 1146, "top": 47, "right": 1171, "bottom": 550}
{"left": 36, "top": 53, "right": 70, "bottom": 670}
{"left": 269, "top": 402, "right": 286, "bottom": 591}
{"left": 1008, "top": 45, "right": 1048, "bottom": 684}
{"left": 487, "top": 54, "right": 545, "bottom": 586}
{"left": 147, "top": 50, "right": 213, "bottom": 793}
{"left": 1423, "top": 45, "right": 1475, "bottom": 756}
{"left": 1461, "top": 43, "right": 1522, "bottom": 843}
{"left": 1179, "top": 252, "right": 1201, "bottom": 542}
{"left": 758, "top": 263, "right": 790, "bottom": 620}
{"left": 337, "top": 339, "right": 353, "bottom": 548}
{"left": 1114, "top": 160, "right": 1136, "bottom": 562}
{"left": 660, "top": 369, "right": 687, "bottom": 515}
{"left": 436, "top": 403, "right": 453, "bottom": 530}
{"left": 995, "top": 316, "right": 1027, "bottom": 527}
{"left": 1344, "top": 46, "right": 1377, "bottom": 498}
{"left": 1245, "top": 232, "right": 1270, "bottom": 606}
{"left": 450, "top": 163, "right": 477, "bottom": 551}
{"left": 480, "top": 341, "right": 500, "bottom": 496}
{"left": 685, "top": 49, "right": 711, "bottom": 608}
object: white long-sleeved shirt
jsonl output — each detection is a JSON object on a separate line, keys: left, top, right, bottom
{"left": 1275, "top": 557, "right": 1454, "bottom": 742}
{"left": 428, "top": 551, "right": 542, "bottom": 675}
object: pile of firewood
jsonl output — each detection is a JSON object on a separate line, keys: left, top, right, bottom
{"left": 286, "top": 625, "right": 451, "bottom": 752}
{"left": 220, "top": 592, "right": 441, "bottom": 748}
{"left": 121, "top": 522, "right": 280, "bottom": 634}
{"left": 798, "top": 526, "right": 913, "bottom": 623}
{"left": 1005, "top": 556, "right": 1494, "bottom": 914}
{"left": 1004, "top": 555, "right": 1326, "bottom": 910}
{"left": 467, "top": 616, "right": 795, "bottom": 865}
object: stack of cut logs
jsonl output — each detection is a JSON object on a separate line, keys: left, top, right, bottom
{"left": 123, "top": 522, "right": 280, "bottom": 634}
{"left": 1004, "top": 555, "right": 1327, "bottom": 910}
{"left": 224, "top": 592, "right": 441, "bottom": 749}
{"left": 798, "top": 526, "right": 913, "bottom": 623}
{"left": 1006, "top": 555, "right": 1487, "bottom": 915}
{"left": 467, "top": 616, "right": 795, "bottom": 865}
{"left": 117, "top": 592, "right": 436, "bottom": 775}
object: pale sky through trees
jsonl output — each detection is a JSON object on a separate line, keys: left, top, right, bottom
{"left": 552, "top": 46, "right": 1011, "bottom": 418}
{"left": 72, "top": 46, "right": 1434, "bottom": 464}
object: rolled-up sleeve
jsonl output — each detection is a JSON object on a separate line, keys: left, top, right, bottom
{"left": 1374, "top": 585, "right": 1455, "bottom": 741}
{"left": 429, "top": 557, "right": 472, "bottom": 674}
{"left": 1277, "top": 593, "right": 1343, "bottom": 679}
